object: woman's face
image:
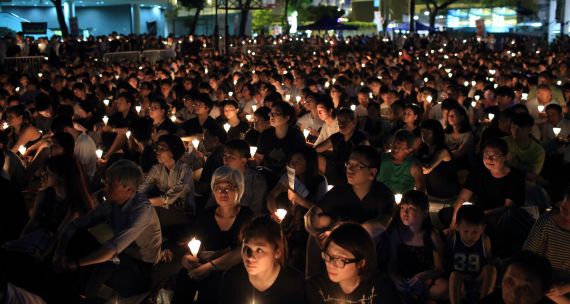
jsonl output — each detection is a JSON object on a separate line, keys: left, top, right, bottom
{"left": 330, "top": 88, "right": 341, "bottom": 99}
{"left": 403, "top": 108, "right": 418, "bottom": 124}
{"left": 269, "top": 107, "right": 288, "bottom": 128}
{"left": 213, "top": 181, "right": 239, "bottom": 207}
{"left": 149, "top": 103, "right": 165, "bottom": 121}
{"left": 155, "top": 141, "right": 173, "bottom": 164}
{"left": 420, "top": 128, "right": 433, "bottom": 145}
{"left": 242, "top": 237, "right": 279, "bottom": 277}
{"left": 447, "top": 109, "right": 461, "bottom": 127}
{"left": 323, "top": 241, "right": 361, "bottom": 284}
{"left": 224, "top": 105, "right": 238, "bottom": 120}
{"left": 338, "top": 115, "right": 355, "bottom": 135}
{"left": 317, "top": 105, "right": 332, "bottom": 121}
{"left": 289, "top": 153, "right": 307, "bottom": 176}
{"left": 483, "top": 146, "right": 506, "bottom": 172}
{"left": 399, "top": 203, "right": 425, "bottom": 227}
{"left": 5, "top": 112, "right": 22, "bottom": 127}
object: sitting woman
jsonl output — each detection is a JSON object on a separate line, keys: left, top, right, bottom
{"left": 388, "top": 190, "right": 448, "bottom": 303}
{"left": 416, "top": 119, "right": 459, "bottom": 203}
{"left": 172, "top": 166, "right": 253, "bottom": 304}
{"left": 217, "top": 99, "right": 249, "bottom": 141}
{"left": 139, "top": 134, "right": 195, "bottom": 232}
{"left": 306, "top": 222, "right": 399, "bottom": 304}
{"left": 524, "top": 188, "right": 570, "bottom": 304}
{"left": 3, "top": 155, "right": 94, "bottom": 260}
{"left": 267, "top": 146, "right": 328, "bottom": 270}
{"left": 219, "top": 216, "right": 305, "bottom": 304}
{"left": 4, "top": 104, "right": 42, "bottom": 155}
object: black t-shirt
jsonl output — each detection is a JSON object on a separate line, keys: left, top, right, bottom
{"left": 155, "top": 118, "right": 178, "bottom": 135}
{"left": 329, "top": 130, "right": 368, "bottom": 175}
{"left": 306, "top": 272, "right": 399, "bottom": 304}
{"left": 180, "top": 116, "right": 217, "bottom": 136}
{"left": 318, "top": 181, "right": 395, "bottom": 224}
{"left": 244, "top": 129, "right": 260, "bottom": 147}
{"left": 218, "top": 119, "right": 250, "bottom": 141}
{"left": 257, "top": 126, "right": 306, "bottom": 173}
{"left": 464, "top": 165, "right": 525, "bottom": 210}
{"left": 102, "top": 111, "right": 138, "bottom": 149}
{"left": 220, "top": 264, "right": 305, "bottom": 304}
{"left": 479, "top": 290, "right": 554, "bottom": 304}
{"left": 193, "top": 206, "right": 253, "bottom": 252}
{"left": 198, "top": 145, "right": 224, "bottom": 195}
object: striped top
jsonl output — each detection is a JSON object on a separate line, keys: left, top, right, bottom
{"left": 523, "top": 212, "right": 570, "bottom": 278}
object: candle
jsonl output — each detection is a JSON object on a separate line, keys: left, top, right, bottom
{"left": 191, "top": 138, "right": 200, "bottom": 150}
{"left": 126, "top": 131, "right": 131, "bottom": 139}
{"left": 424, "top": 77, "right": 428, "bottom": 83}
{"left": 205, "top": 68, "right": 208, "bottom": 74}
{"left": 223, "top": 123, "right": 230, "bottom": 132}
{"left": 135, "top": 105, "right": 141, "bottom": 114}
{"left": 2, "top": 122, "right": 8, "bottom": 130}
{"left": 303, "top": 129, "right": 310, "bottom": 139}
{"left": 285, "top": 94, "right": 291, "bottom": 102}
{"left": 553, "top": 127, "right": 561, "bottom": 136}
{"left": 250, "top": 146, "right": 257, "bottom": 157}
{"left": 394, "top": 193, "right": 402, "bottom": 204}
{"left": 474, "top": 95, "right": 480, "bottom": 101}
{"left": 464, "top": 81, "right": 469, "bottom": 87}
{"left": 246, "top": 114, "right": 252, "bottom": 121}
{"left": 170, "top": 115, "right": 177, "bottom": 122}
{"left": 295, "top": 96, "right": 301, "bottom": 103}
{"left": 471, "top": 101, "right": 477, "bottom": 108}
{"left": 251, "top": 105, "right": 257, "bottom": 112}
{"left": 38, "top": 73, "right": 43, "bottom": 78}
{"left": 369, "top": 92, "right": 373, "bottom": 99}
{"left": 96, "top": 149, "right": 103, "bottom": 159}
{"left": 489, "top": 69, "right": 496, "bottom": 75}
{"left": 538, "top": 105, "right": 545, "bottom": 112}
{"left": 102, "top": 115, "right": 109, "bottom": 126}
{"left": 426, "top": 95, "right": 433, "bottom": 103}
{"left": 275, "top": 209, "right": 287, "bottom": 221}
{"left": 471, "top": 80, "right": 476, "bottom": 86}
{"left": 488, "top": 113, "right": 495, "bottom": 121}
{"left": 332, "top": 78, "right": 336, "bottom": 84}
{"left": 448, "top": 72, "right": 453, "bottom": 78}
{"left": 228, "top": 91, "right": 234, "bottom": 97}
{"left": 462, "top": 201, "right": 473, "bottom": 206}
{"left": 350, "top": 105, "right": 356, "bottom": 111}
{"left": 522, "top": 93, "right": 528, "bottom": 100}
{"left": 188, "top": 238, "right": 201, "bottom": 256}
{"left": 18, "top": 145, "right": 26, "bottom": 155}
{"left": 324, "top": 81, "right": 330, "bottom": 88}
{"left": 15, "top": 87, "right": 20, "bottom": 92}
{"left": 557, "top": 80, "right": 562, "bottom": 86}
{"left": 103, "top": 99, "right": 109, "bottom": 106}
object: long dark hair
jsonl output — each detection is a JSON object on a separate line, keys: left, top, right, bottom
{"left": 46, "top": 155, "right": 94, "bottom": 214}
{"left": 445, "top": 105, "right": 471, "bottom": 134}
{"left": 290, "top": 146, "right": 323, "bottom": 201}
{"left": 396, "top": 190, "right": 435, "bottom": 247}
{"left": 420, "top": 119, "right": 446, "bottom": 151}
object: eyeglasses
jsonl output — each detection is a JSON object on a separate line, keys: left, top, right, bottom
{"left": 155, "top": 145, "right": 169, "bottom": 152}
{"left": 213, "top": 185, "right": 238, "bottom": 194}
{"left": 345, "top": 161, "right": 373, "bottom": 171}
{"left": 269, "top": 112, "right": 283, "bottom": 117}
{"left": 321, "top": 251, "right": 361, "bottom": 269}
{"left": 483, "top": 153, "right": 504, "bottom": 160}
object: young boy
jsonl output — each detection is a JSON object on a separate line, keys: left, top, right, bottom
{"left": 447, "top": 204, "right": 497, "bottom": 304}
{"left": 377, "top": 129, "right": 425, "bottom": 194}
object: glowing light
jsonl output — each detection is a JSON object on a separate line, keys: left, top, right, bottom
{"left": 192, "top": 138, "right": 200, "bottom": 150}
{"left": 522, "top": 93, "right": 528, "bottom": 100}
{"left": 285, "top": 94, "right": 291, "bottom": 102}
{"left": 228, "top": 91, "right": 233, "bottom": 97}
{"left": 295, "top": 96, "right": 301, "bottom": 103}
{"left": 188, "top": 238, "right": 201, "bottom": 256}
{"left": 471, "top": 101, "right": 477, "bottom": 108}
{"left": 394, "top": 193, "right": 402, "bottom": 204}
{"left": 126, "top": 131, "right": 131, "bottom": 139}
{"left": 170, "top": 115, "right": 177, "bottom": 122}
{"left": 464, "top": 81, "right": 469, "bottom": 87}
{"left": 303, "top": 129, "right": 310, "bottom": 139}
{"left": 246, "top": 114, "right": 252, "bottom": 121}
{"left": 223, "top": 123, "right": 230, "bottom": 132}
{"left": 488, "top": 113, "right": 495, "bottom": 121}
{"left": 462, "top": 201, "right": 473, "bottom": 206}
{"left": 471, "top": 80, "right": 476, "bottom": 86}
{"left": 2, "top": 122, "right": 8, "bottom": 130}
{"left": 475, "top": 95, "right": 480, "bottom": 101}
{"left": 327, "top": 185, "right": 334, "bottom": 192}
{"left": 350, "top": 105, "right": 356, "bottom": 111}
{"left": 275, "top": 209, "right": 287, "bottom": 221}
{"left": 103, "top": 99, "right": 109, "bottom": 106}
{"left": 538, "top": 105, "right": 545, "bottom": 112}
{"left": 102, "top": 116, "right": 109, "bottom": 126}
{"left": 135, "top": 106, "right": 141, "bottom": 114}
{"left": 426, "top": 95, "right": 433, "bottom": 103}
{"left": 96, "top": 149, "right": 103, "bottom": 159}
{"left": 553, "top": 127, "right": 561, "bottom": 136}
{"left": 252, "top": 105, "right": 257, "bottom": 112}
{"left": 250, "top": 146, "right": 257, "bottom": 157}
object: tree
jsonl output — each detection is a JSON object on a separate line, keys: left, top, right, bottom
{"left": 51, "top": 0, "right": 69, "bottom": 37}
{"left": 252, "top": 9, "right": 275, "bottom": 34}
{"left": 180, "top": 0, "right": 205, "bottom": 35}
{"left": 422, "top": 0, "right": 459, "bottom": 30}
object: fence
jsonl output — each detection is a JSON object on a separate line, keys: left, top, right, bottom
{"left": 100, "top": 49, "right": 177, "bottom": 65}
{"left": 141, "top": 49, "right": 176, "bottom": 65}
{"left": 1, "top": 56, "right": 46, "bottom": 73}
{"left": 102, "top": 51, "right": 141, "bottom": 64}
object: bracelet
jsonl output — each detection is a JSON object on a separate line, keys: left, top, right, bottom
{"left": 209, "top": 260, "right": 218, "bottom": 271}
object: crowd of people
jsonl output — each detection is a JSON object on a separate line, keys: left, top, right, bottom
{"left": 0, "top": 31, "right": 570, "bottom": 304}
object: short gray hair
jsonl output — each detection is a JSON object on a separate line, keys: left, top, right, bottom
{"left": 211, "top": 166, "right": 245, "bottom": 202}
{"left": 106, "top": 160, "right": 144, "bottom": 189}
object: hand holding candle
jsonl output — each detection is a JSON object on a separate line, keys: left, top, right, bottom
{"left": 188, "top": 238, "right": 201, "bottom": 257}
{"left": 274, "top": 209, "right": 287, "bottom": 221}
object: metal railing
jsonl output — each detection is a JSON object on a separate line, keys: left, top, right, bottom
{"left": 102, "top": 51, "right": 141, "bottom": 64}
{"left": 141, "top": 49, "right": 176, "bottom": 65}
{"left": 1, "top": 56, "right": 46, "bottom": 73}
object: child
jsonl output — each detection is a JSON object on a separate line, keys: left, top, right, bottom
{"left": 388, "top": 190, "right": 448, "bottom": 303}
{"left": 377, "top": 129, "right": 425, "bottom": 194}
{"left": 447, "top": 204, "right": 496, "bottom": 304}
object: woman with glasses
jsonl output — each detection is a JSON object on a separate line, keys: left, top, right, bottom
{"left": 306, "top": 223, "right": 399, "bottom": 304}
{"left": 172, "top": 166, "right": 253, "bottom": 304}
{"left": 219, "top": 216, "right": 305, "bottom": 304}
{"left": 148, "top": 98, "right": 177, "bottom": 141}
{"left": 254, "top": 101, "right": 305, "bottom": 180}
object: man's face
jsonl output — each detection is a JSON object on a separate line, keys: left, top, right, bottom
{"left": 345, "top": 153, "right": 375, "bottom": 186}
{"left": 104, "top": 179, "right": 134, "bottom": 204}
{"left": 511, "top": 124, "right": 530, "bottom": 140}
{"left": 546, "top": 108, "right": 562, "bottom": 126}
{"left": 537, "top": 88, "right": 552, "bottom": 104}
{"left": 223, "top": 148, "right": 246, "bottom": 170}
{"left": 116, "top": 97, "right": 131, "bottom": 113}
{"left": 502, "top": 264, "right": 544, "bottom": 304}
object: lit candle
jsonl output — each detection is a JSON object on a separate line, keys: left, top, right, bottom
{"left": 103, "top": 99, "right": 109, "bottom": 106}
{"left": 170, "top": 115, "right": 177, "bottom": 122}
{"left": 102, "top": 115, "right": 109, "bottom": 126}
{"left": 488, "top": 113, "right": 495, "bottom": 121}
{"left": 192, "top": 138, "right": 200, "bottom": 150}
{"left": 188, "top": 238, "right": 201, "bottom": 256}
{"left": 38, "top": 73, "right": 43, "bottom": 78}
{"left": 228, "top": 91, "right": 234, "bottom": 97}
{"left": 135, "top": 105, "right": 142, "bottom": 114}
{"left": 553, "top": 127, "right": 561, "bottom": 136}
{"left": 475, "top": 95, "right": 480, "bottom": 101}
{"left": 462, "top": 201, "right": 473, "bottom": 206}
{"left": 448, "top": 72, "right": 453, "bottom": 78}
{"left": 360, "top": 81, "right": 364, "bottom": 86}
{"left": 303, "top": 129, "right": 310, "bottom": 139}
{"left": 464, "top": 81, "right": 469, "bottom": 87}
{"left": 369, "top": 92, "right": 373, "bottom": 99}
{"left": 96, "top": 149, "right": 103, "bottom": 159}
{"left": 15, "top": 87, "right": 20, "bottom": 92}
{"left": 251, "top": 105, "right": 257, "bottom": 112}
{"left": 2, "top": 122, "right": 8, "bottom": 130}
{"left": 471, "top": 101, "right": 477, "bottom": 108}
{"left": 327, "top": 185, "right": 334, "bottom": 192}
{"left": 494, "top": 84, "right": 498, "bottom": 89}
{"left": 250, "top": 146, "right": 257, "bottom": 157}
{"left": 394, "top": 193, "right": 402, "bottom": 204}
{"left": 557, "top": 80, "right": 562, "bottom": 86}
{"left": 426, "top": 95, "right": 433, "bottom": 103}
{"left": 424, "top": 77, "right": 428, "bottom": 83}
{"left": 324, "top": 81, "right": 330, "bottom": 88}
{"left": 489, "top": 69, "right": 496, "bottom": 75}
{"left": 223, "top": 123, "right": 230, "bottom": 133}
{"left": 205, "top": 68, "right": 208, "bottom": 74}
{"left": 275, "top": 209, "right": 287, "bottom": 221}
{"left": 471, "top": 80, "right": 476, "bottom": 86}
{"left": 18, "top": 145, "right": 26, "bottom": 155}
{"left": 126, "top": 131, "right": 131, "bottom": 139}
{"left": 285, "top": 94, "right": 291, "bottom": 102}
{"left": 295, "top": 96, "right": 301, "bottom": 103}
{"left": 332, "top": 78, "right": 336, "bottom": 84}
{"left": 538, "top": 105, "right": 545, "bottom": 112}
{"left": 350, "top": 105, "right": 356, "bottom": 111}
{"left": 246, "top": 114, "right": 252, "bottom": 122}
{"left": 522, "top": 93, "right": 528, "bottom": 100}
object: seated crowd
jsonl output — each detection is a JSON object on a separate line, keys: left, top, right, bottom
{"left": 1, "top": 32, "right": 570, "bottom": 304}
